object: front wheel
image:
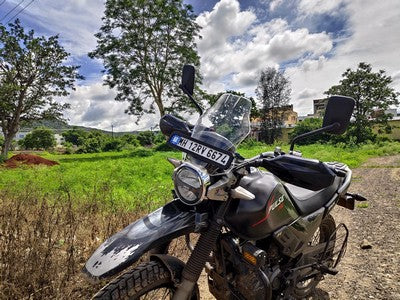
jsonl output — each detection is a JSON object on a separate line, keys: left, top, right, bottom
{"left": 93, "top": 261, "right": 199, "bottom": 300}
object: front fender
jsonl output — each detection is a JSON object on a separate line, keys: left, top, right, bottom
{"left": 83, "top": 200, "right": 196, "bottom": 279}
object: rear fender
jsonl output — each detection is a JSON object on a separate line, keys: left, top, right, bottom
{"left": 83, "top": 200, "right": 196, "bottom": 279}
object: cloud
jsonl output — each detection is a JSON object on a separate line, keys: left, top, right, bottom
{"left": 297, "top": 0, "right": 344, "bottom": 16}
{"left": 297, "top": 88, "right": 318, "bottom": 99}
{"left": 269, "top": 0, "right": 284, "bottom": 12}
{"left": 6, "top": 0, "right": 104, "bottom": 57}
{"left": 288, "top": 0, "right": 400, "bottom": 116}
{"left": 197, "top": 1, "right": 333, "bottom": 93}
{"left": 60, "top": 80, "right": 159, "bottom": 132}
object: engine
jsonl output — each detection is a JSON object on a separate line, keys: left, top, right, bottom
{"left": 208, "top": 235, "right": 283, "bottom": 300}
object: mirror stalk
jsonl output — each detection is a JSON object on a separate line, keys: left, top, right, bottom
{"left": 290, "top": 122, "right": 340, "bottom": 152}
{"left": 179, "top": 84, "right": 203, "bottom": 115}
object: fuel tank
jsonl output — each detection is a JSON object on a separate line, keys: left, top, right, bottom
{"left": 225, "top": 170, "right": 299, "bottom": 240}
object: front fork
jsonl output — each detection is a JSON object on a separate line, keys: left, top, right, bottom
{"left": 172, "top": 202, "right": 228, "bottom": 300}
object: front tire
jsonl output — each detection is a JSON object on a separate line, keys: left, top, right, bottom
{"left": 93, "top": 261, "right": 199, "bottom": 300}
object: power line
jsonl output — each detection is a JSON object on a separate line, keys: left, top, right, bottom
{"left": 0, "top": 0, "right": 24, "bottom": 22}
{"left": 0, "top": 0, "right": 6, "bottom": 7}
{"left": 6, "top": 0, "right": 35, "bottom": 23}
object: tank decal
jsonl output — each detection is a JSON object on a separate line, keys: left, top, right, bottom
{"left": 251, "top": 194, "right": 275, "bottom": 227}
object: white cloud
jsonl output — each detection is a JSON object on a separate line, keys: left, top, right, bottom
{"left": 297, "top": 0, "right": 344, "bottom": 16}
{"left": 197, "top": 1, "right": 333, "bottom": 93}
{"left": 6, "top": 0, "right": 104, "bottom": 57}
{"left": 269, "top": 0, "right": 284, "bottom": 12}
{"left": 60, "top": 80, "right": 159, "bottom": 132}
{"left": 288, "top": 0, "right": 400, "bottom": 116}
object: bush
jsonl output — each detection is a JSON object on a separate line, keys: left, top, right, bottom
{"left": 121, "top": 134, "right": 140, "bottom": 147}
{"left": 154, "top": 142, "right": 174, "bottom": 152}
{"left": 19, "top": 127, "right": 56, "bottom": 150}
{"left": 63, "top": 141, "right": 75, "bottom": 154}
{"left": 137, "top": 131, "right": 155, "bottom": 146}
{"left": 289, "top": 118, "right": 331, "bottom": 145}
{"left": 103, "top": 139, "right": 125, "bottom": 152}
{"left": 62, "top": 128, "right": 88, "bottom": 146}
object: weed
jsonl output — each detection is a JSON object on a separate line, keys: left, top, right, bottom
{"left": 357, "top": 202, "right": 369, "bottom": 208}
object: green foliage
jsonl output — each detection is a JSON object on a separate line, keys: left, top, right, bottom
{"left": 63, "top": 142, "right": 75, "bottom": 154}
{"left": 255, "top": 67, "right": 292, "bottom": 144}
{"left": 289, "top": 118, "right": 332, "bottom": 145}
{"left": 62, "top": 128, "right": 88, "bottom": 146}
{"left": 121, "top": 134, "right": 140, "bottom": 147}
{"left": 19, "top": 127, "right": 56, "bottom": 150}
{"left": 325, "top": 62, "right": 399, "bottom": 144}
{"left": 137, "top": 131, "right": 156, "bottom": 147}
{"left": 0, "top": 135, "right": 3, "bottom": 148}
{"left": 103, "top": 139, "right": 125, "bottom": 152}
{"left": 0, "top": 19, "right": 82, "bottom": 157}
{"left": 90, "top": 0, "right": 201, "bottom": 120}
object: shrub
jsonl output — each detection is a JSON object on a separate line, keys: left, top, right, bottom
{"left": 62, "top": 128, "right": 88, "bottom": 146}
{"left": 103, "top": 139, "right": 125, "bottom": 152}
{"left": 137, "top": 131, "right": 155, "bottom": 146}
{"left": 19, "top": 127, "right": 56, "bottom": 150}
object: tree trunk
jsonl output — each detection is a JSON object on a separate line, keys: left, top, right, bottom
{"left": 1, "top": 134, "right": 14, "bottom": 158}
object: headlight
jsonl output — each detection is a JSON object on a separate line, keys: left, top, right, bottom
{"left": 173, "top": 164, "right": 209, "bottom": 205}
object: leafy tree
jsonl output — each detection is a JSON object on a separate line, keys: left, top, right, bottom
{"left": 137, "top": 131, "right": 155, "bottom": 146}
{"left": 62, "top": 128, "right": 88, "bottom": 146}
{"left": 325, "top": 62, "right": 399, "bottom": 144}
{"left": 19, "top": 127, "right": 56, "bottom": 150}
{"left": 0, "top": 135, "right": 3, "bottom": 148}
{"left": 255, "top": 67, "right": 291, "bottom": 144}
{"left": 0, "top": 19, "right": 82, "bottom": 158}
{"left": 103, "top": 138, "right": 125, "bottom": 152}
{"left": 90, "top": 0, "right": 201, "bottom": 122}
{"left": 121, "top": 134, "right": 140, "bottom": 147}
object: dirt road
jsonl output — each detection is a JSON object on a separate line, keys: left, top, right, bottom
{"left": 198, "top": 155, "right": 400, "bottom": 299}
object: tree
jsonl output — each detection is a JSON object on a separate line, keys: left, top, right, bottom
{"left": 325, "top": 62, "right": 399, "bottom": 144}
{"left": 90, "top": 0, "right": 201, "bottom": 122}
{"left": 62, "top": 128, "right": 88, "bottom": 146}
{"left": 255, "top": 67, "right": 291, "bottom": 144}
{"left": 19, "top": 127, "right": 56, "bottom": 150}
{"left": 0, "top": 19, "right": 82, "bottom": 158}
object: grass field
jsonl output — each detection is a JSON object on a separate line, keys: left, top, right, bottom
{"left": 1, "top": 141, "right": 400, "bottom": 210}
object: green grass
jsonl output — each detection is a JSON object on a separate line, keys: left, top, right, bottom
{"left": 1, "top": 141, "right": 399, "bottom": 210}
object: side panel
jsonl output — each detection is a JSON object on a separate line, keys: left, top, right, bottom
{"left": 83, "top": 200, "right": 196, "bottom": 279}
{"left": 273, "top": 207, "right": 325, "bottom": 258}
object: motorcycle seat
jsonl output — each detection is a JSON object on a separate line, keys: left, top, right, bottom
{"left": 284, "top": 176, "right": 342, "bottom": 216}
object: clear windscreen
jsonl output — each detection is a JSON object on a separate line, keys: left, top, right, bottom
{"left": 192, "top": 94, "right": 252, "bottom": 148}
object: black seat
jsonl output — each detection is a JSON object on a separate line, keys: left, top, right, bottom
{"left": 284, "top": 177, "right": 342, "bottom": 216}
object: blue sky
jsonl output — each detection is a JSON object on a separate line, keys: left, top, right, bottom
{"left": 1, "top": 0, "right": 399, "bottom": 131}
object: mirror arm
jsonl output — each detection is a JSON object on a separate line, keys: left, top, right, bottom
{"left": 179, "top": 84, "right": 203, "bottom": 115}
{"left": 290, "top": 122, "right": 340, "bottom": 152}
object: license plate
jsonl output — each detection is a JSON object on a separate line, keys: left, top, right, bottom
{"left": 168, "top": 132, "right": 234, "bottom": 169}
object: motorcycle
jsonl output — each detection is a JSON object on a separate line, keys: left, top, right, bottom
{"left": 83, "top": 65, "right": 367, "bottom": 299}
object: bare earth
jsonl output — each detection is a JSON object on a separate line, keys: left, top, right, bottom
{"left": 197, "top": 155, "right": 400, "bottom": 300}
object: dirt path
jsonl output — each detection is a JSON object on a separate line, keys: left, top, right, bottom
{"left": 198, "top": 155, "right": 400, "bottom": 299}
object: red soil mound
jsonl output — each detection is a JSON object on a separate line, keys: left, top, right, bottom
{"left": 4, "top": 154, "right": 59, "bottom": 168}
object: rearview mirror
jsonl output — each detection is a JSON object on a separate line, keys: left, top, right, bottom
{"left": 323, "top": 96, "right": 355, "bottom": 135}
{"left": 180, "top": 65, "right": 195, "bottom": 96}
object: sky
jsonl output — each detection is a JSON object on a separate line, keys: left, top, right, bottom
{"left": 1, "top": 0, "right": 400, "bottom": 132}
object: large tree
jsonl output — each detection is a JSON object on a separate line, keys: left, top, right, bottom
{"left": 255, "top": 67, "right": 291, "bottom": 144}
{"left": 0, "top": 19, "right": 82, "bottom": 158}
{"left": 90, "top": 0, "right": 201, "bottom": 122}
{"left": 325, "top": 62, "right": 399, "bottom": 144}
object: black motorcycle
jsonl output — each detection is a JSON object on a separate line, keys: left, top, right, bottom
{"left": 84, "top": 66, "right": 366, "bottom": 299}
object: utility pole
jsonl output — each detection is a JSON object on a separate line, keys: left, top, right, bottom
{"left": 111, "top": 124, "right": 114, "bottom": 139}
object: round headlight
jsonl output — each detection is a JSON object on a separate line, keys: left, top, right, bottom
{"left": 173, "top": 164, "right": 209, "bottom": 205}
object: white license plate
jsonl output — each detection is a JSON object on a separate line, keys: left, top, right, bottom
{"left": 169, "top": 134, "right": 232, "bottom": 168}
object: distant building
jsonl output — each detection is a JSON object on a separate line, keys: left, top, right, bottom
{"left": 250, "top": 105, "right": 298, "bottom": 140}
{"left": 313, "top": 98, "right": 329, "bottom": 117}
